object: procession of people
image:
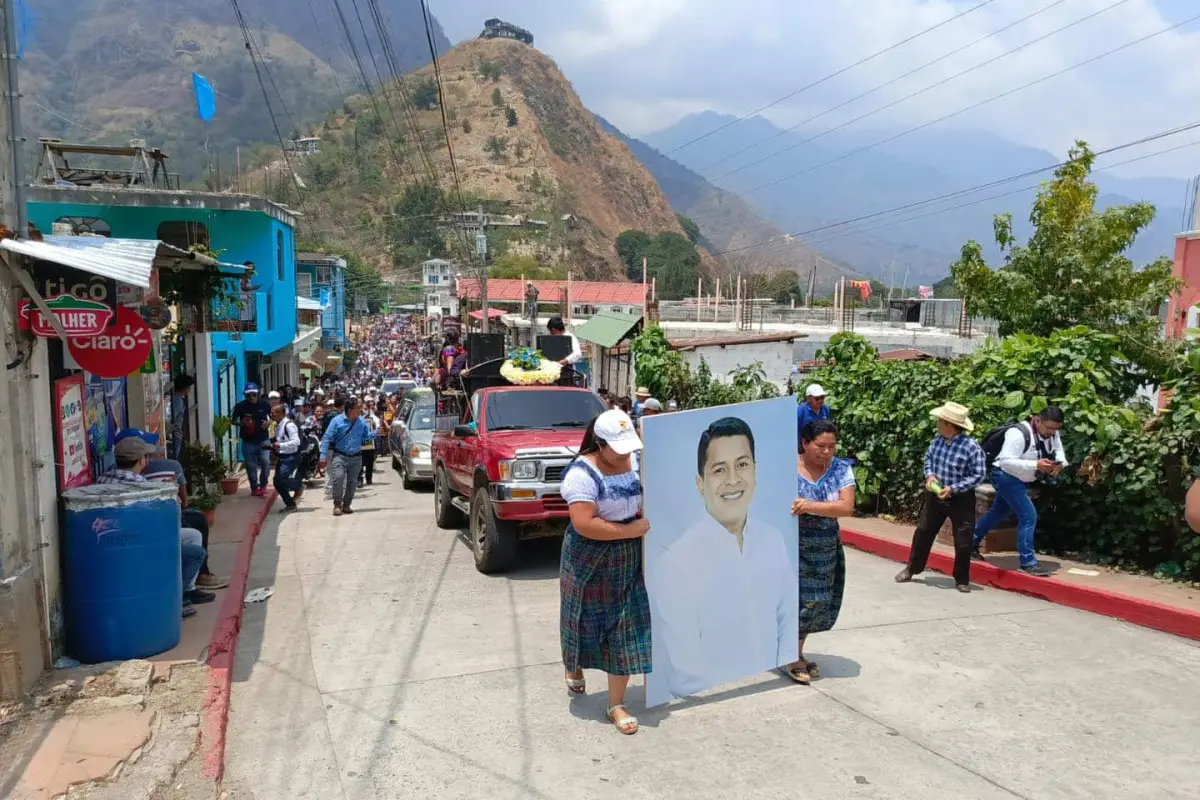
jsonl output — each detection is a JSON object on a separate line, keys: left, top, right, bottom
{"left": 234, "top": 315, "right": 1089, "bottom": 737}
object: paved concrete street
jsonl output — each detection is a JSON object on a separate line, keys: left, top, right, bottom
{"left": 222, "top": 467, "right": 1200, "bottom": 800}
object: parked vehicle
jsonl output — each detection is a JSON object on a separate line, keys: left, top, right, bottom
{"left": 431, "top": 358, "right": 603, "bottom": 573}
{"left": 298, "top": 420, "right": 323, "bottom": 486}
{"left": 390, "top": 397, "right": 436, "bottom": 489}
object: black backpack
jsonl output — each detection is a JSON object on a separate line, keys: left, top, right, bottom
{"left": 980, "top": 420, "right": 1031, "bottom": 470}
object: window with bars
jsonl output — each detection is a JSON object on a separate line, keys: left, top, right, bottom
{"left": 157, "top": 221, "right": 209, "bottom": 250}
{"left": 297, "top": 273, "right": 313, "bottom": 297}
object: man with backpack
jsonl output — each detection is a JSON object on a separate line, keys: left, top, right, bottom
{"left": 974, "top": 406, "right": 1069, "bottom": 577}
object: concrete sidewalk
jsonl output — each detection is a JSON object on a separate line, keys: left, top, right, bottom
{"left": 842, "top": 516, "right": 1200, "bottom": 640}
{"left": 0, "top": 489, "right": 275, "bottom": 800}
{"left": 222, "top": 469, "right": 1200, "bottom": 800}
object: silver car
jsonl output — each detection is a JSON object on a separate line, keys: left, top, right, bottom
{"left": 390, "top": 399, "right": 435, "bottom": 489}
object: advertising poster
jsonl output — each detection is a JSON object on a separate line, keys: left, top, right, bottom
{"left": 105, "top": 378, "right": 127, "bottom": 432}
{"left": 641, "top": 396, "right": 798, "bottom": 707}
{"left": 84, "top": 376, "right": 114, "bottom": 476}
{"left": 54, "top": 376, "right": 92, "bottom": 489}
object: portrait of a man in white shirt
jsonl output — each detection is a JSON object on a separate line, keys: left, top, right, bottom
{"left": 648, "top": 416, "right": 799, "bottom": 705}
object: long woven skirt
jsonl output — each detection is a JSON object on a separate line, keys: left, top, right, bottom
{"left": 559, "top": 525, "right": 652, "bottom": 676}
{"left": 798, "top": 515, "right": 846, "bottom": 636}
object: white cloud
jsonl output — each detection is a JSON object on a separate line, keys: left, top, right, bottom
{"left": 431, "top": 0, "right": 1200, "bottom": 178}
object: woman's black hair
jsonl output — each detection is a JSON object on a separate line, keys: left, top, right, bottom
{"left": 1039, "top": 405, "right": 1065, "bottom": 424}
{"left": 173, "top": 374, "right": 196, "bottom": 392}
{"left": 576, "top": 415, "right": 607, "bottom": 458}
{"left": 799, "top": 419, "right": 839, "bottom": 453}
{"left": 443, "top": 330, "right": 460, "bottom": 346}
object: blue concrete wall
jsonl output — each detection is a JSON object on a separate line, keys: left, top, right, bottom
{"left": 297, "top": 260, "right": 347, "bottom": 349}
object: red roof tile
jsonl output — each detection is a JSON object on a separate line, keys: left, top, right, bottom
{"left": 456, "top": 278, "right": 647, "bottom": 306}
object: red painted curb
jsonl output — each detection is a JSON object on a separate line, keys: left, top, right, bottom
{"left": 840, "top": 526, "right": 1200, "bottom": 641}
{"left": 200, "top": 489, "right": 277, "bottom": 781}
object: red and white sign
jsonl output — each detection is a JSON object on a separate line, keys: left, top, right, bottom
{"left": 68, "top": 305, "right": 153, "bottom": 379}
{"left": 17, "top": 295, "right": 114, "bottom": 338}
{"left": 54, "top": 376, "right": 92, "bottom": 489}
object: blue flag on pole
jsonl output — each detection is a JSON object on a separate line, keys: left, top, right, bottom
{"left": 191, "top": 72, "right": 216, "bottom": 122}
{"left": 319, "top": 288, "right": 331, "bottom": 309}
{"left": 15, "top": 0, "right": 33, "bottom": 59}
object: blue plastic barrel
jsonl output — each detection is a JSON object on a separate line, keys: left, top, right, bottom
{"left": 62, "top": 483, "right": 183, "bottom": 663}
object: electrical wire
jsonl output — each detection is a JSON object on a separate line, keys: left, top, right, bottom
{"left": 700, "top": 0, "right": 1076, "bottom": 176}
{"left": 747, "top": 8, "right": 1200, "bottom": 195}
{"left": 657, "top": 0, "right": 999, "bottom": 160}
{"left": 713, "top": 116, "right": 1200, "bottom": 259}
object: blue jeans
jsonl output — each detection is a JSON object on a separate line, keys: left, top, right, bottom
{"left": 181, "top": 527, "right": 205, "bottom": 593}
{"left": 274, "top": 453, "right": 301, "bottom": 507}
{"left": 974, "top": 469, "right": 1039, "bottom": 568}
{"left": 241, "top": 440, "right": 271, "bottom": 490}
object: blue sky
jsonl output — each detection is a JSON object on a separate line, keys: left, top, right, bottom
{"left": 430, "top": 0, "right": 1200, "bottom": 180}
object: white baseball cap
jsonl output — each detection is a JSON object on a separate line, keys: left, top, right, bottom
{"left": 268, "top": 390, "right": 281, "bottom": 399}
{"left": 806, "top": 384, "right": 828, "bottom": 398}
{"left": 593, "top": 409, "right": 643, "bottom": 455}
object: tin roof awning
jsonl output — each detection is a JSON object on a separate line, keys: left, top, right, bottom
{"left": 0, "top": 235, "right": 242, "bottom": 288}
{"left": 574, "top": 311, "right": 642, "bottom": 348}
{"left": 297, "top": 296, "right": 326, "bottom": 311}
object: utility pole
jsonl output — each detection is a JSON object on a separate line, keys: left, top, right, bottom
{"left": 1, "top": 0, "right": 27, "bottom": 236}
{"left": 476, "top": 205, "right": 489, "bottom": 333}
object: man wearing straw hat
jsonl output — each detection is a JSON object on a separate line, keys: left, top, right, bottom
{"left": 895, "top": 401, "right": 987, "bottom": 593}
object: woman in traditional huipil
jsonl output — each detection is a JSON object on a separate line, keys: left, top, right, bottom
{"left": 786, "top": 419, "right": 856, "bottom": 684}
{"left": 559, "top": 409, "right": 651, "bottom": 735}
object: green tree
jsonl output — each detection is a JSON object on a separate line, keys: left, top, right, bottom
{"left": 646, "top": 232, "right": 701, "bottom": 301}
{"left": 491, "top": 87, "right": 503, "bottom": 107}
{"left": 505, "top": 106, "right": 519, "bottom": 127}
{"left": 484, "top": 136, "right": 508, "bottom": 161}
{"left": 478, "top": 60, "right": 502, "bottom": 81}
{"left": 951, "top": 142, "right": 1179, "bottom": 374}
{"left": 387, "top": 182, "right": 448, "bottom": 263}
{"left": 489, "top": 254, "right": 566, "bottom": 280}
{"left": 410, "top": 77, "right": 440, "bottom": 110}
{"left": 615, "top": 229, "right": 652, "bottom": 281}
{"left": 676, "top": 214, "right": 701, "bottom": 245}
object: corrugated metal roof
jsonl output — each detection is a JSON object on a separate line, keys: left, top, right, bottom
{"left": 1, "top": 235, "right": 163, "bottom": 287}
{"left": 611, "top": 331, "right": 804, "bottom": 355}
{"left": 297, "top": 296, "right": 326, "bottom": 311}
{"left": 457, "top": 278, "right": 647, "bottom": 305}
{"left": 574, "top": 312, "right": 641, "bottom": 348}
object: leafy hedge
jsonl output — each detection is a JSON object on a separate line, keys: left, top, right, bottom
{"left": 811, "top": 328, "right": 1200, "bottom": 580}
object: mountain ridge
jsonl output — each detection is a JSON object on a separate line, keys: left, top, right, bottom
{"left": 645, "top": 112, "right": 1187, "bottom": 284}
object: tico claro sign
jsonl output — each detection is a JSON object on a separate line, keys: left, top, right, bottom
{"left": 67, "top": 305, "right": 153, "bottom": 379}
{"left": 17, "top": 295, "right": 114, "bottom": 338}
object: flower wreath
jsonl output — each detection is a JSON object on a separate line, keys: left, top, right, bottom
{"left": 500, "top": 347, "right": 562, "bottom": 386}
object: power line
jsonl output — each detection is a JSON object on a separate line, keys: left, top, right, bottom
{"left": 747, "top": 8, "right": 1200, "bottom": 195}
{"left": 803, "top": 137, "right": 1200, "bottom": 252}
{"left": 419, "top": 0, "right": 466, "bottom": 210}
{"left": 700, "top": 0, "right": 1074, "bottom": 176}
{"left": 657, "top": 0, "right": 999, "bottom": 160}
{"left": 713, "top": 117, "right": 1200, "bottom": 259}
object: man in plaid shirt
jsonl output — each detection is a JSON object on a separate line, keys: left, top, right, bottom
{"left": 895, "top": 401, "right": 986, "bottom": 593}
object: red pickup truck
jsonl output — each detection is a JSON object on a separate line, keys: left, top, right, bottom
{"left": 432, "top": 383, "right": 607, "bottom": 573}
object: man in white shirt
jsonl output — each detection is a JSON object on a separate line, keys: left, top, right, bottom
{"left": 974, "top": 406, "right": 1068, "bottom": 576}
{"left": 547, "top": 317, "right": 583, "bottom": 367}
{"left": 650, "top": 417, "right": 797, "bottom": 702}
{"left": 271, "top": 403, "right": 304, "bottom": 512}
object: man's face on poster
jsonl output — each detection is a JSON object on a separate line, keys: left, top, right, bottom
{"left": 697, "top": 434, "right": 756, "bottom": 531}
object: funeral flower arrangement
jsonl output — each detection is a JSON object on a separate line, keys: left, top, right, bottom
{"left": 500, "top": 347, "right": 561, "bottom": 386}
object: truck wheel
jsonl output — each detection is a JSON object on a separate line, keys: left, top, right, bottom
{"left": 434, "top": 466, "right": 464, "bottom": 529}
{"left": 470, "top": 486, "right": 517, "bottom": 574}
{"left": 400, "top": 459, "right": 414, "bottom": 491}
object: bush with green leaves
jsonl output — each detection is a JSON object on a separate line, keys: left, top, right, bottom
{"left": 630, "top": 325, "right": 781, "bottom": 411}
{"left": 810, "top": 329, "right": 1200, "bottom": 580}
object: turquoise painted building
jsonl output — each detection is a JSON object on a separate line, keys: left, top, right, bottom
{"left": 27, "top": 186, "right": 301, "bottom": 434}
{"left": 297, "top": 252, "right": 348, "bottom": 350}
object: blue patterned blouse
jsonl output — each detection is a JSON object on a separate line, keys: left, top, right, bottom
{"left": 796, "top": 457, "right": 857, "bottom": 503}
{"left": 561, "top": 458, "right": 642, "bottom": 522}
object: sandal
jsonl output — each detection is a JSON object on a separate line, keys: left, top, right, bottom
{"left": 607, "top": 704, "right": 638, "bottom": 735}
{"left": 783, "top": 662, "right": 811, "bottom": 685}
{"left": 565, "top": 672, "right": 586, "bottom": 696}
{"left": 806, "top": 660, "right": 821, "bottom": 680}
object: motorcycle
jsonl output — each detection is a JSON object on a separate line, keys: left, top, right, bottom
{"left": 298, "top": 422, "right": 323, "bottom": 487}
